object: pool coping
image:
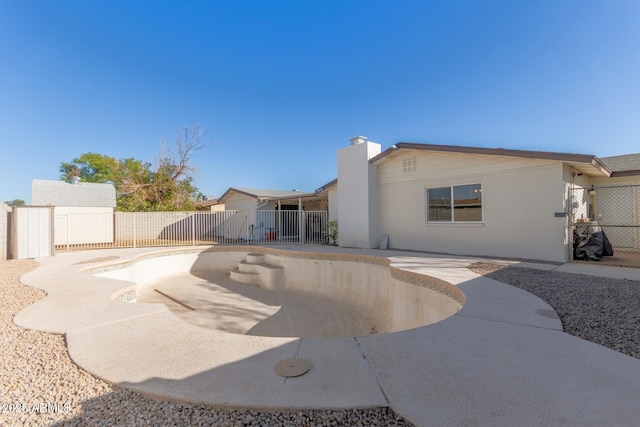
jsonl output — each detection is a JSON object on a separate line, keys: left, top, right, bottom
{"left": 14, "top": 245, "right": 640, "bottom": 426}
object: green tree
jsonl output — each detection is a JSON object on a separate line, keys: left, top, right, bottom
{"left": 60, "top": 152, "right": 120, "bottom": 183}
{"left": 4, "top": 199, "right": 25, "bottom": 207}
{"left": 59, "top": 125, "right": 208, "bottom": 211}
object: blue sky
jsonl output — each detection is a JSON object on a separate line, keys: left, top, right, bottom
{"left": 1, "top": 0, "right": 639, "bottom": 204}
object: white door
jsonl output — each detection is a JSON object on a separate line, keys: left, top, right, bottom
{"left": 595, "top": 185, "right": 635, "bottom": 248}
{"left": 15, "top": 207, "right": 54, "bottom": 258}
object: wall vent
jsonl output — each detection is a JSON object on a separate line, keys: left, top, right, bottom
{"left": 403, "top": 157, "right": 417, "bottom": 173}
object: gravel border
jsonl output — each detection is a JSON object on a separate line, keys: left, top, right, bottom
{"left": 469, "top": 262, "right": 640, "bottom": 359}
{"left": 1, "top": 259, "right": 412, "bottom": 426}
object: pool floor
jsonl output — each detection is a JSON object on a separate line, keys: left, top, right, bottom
{"left": 137, "top": 270, "right": 379, "bottom": 338}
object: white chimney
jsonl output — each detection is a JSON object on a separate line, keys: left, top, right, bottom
{"left": 349, "top": 135, "right": 367, "bottom": 145}
{"left": 337, "top": 135, "right": 381, "bottom": 249}
{"left": 70, "top": 176, "right": 80, "bottom": 185}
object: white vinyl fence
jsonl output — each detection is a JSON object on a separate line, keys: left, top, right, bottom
{"left": 54, "top": 210, "right": 329, "bottom": 250}
{"left": 54, "top": 207, "right": 114, "bottom": 247}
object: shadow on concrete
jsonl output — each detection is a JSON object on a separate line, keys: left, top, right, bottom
{"left": 53, "top": 333, "right": 410, "bottom": 426}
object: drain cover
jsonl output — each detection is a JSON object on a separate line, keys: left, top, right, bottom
{"left": 274, "top": 358, "right": 310, "bottom": 378}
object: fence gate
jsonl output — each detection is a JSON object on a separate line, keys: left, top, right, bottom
{"left": 12, "top": 206, "right": 55, "bottom": 259}
{"left": 569, "top": 184, "right": 640, "bottom": 267}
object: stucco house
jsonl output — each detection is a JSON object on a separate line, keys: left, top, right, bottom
{"left": 215, "top": 187, "right": 329, "bottom": 242}
{"left": 314, "top": 179, "right": 338, "bottom": 223}
{"left": 196, "top": 197, "right": 225, "bottom": 212}
{"left": 217, "top": 187, "right": 319, "bottom": 211}
{"left": 334, "top": 136, "right": 639, "bottom": 263}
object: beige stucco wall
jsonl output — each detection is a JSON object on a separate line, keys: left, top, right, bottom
{"left": 590, "top": 175, "right": 640, "bottom": 186}
{"left": 224, "top": 194, "right": 259, "bottom": 211}
{"left": 565, "top": 165, "right": 592, "bottom": 222}
{"left": 376, "top": 151, "right": 570, "bottom": 262}
{"left": 328, "top": 188, "right": 338, "bottom": 222}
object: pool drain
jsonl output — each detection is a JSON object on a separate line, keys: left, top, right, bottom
{"left": 274, "top": 358, "right": 310, "bottom": 378}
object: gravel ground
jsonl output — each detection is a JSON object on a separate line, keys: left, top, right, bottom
{"left": 1, "top": 259, "right": 412, "bottom": 427}
{"left": 469, "top": 262, "right": 640, "bottom": 359}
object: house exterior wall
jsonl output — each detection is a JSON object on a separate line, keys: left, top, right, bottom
{"left": 590, "top": 175, "right": 640, "bottom": 186}
{"left": 565, "top": 166, "right": 592, "bottom": 222}
{"left": 563, "top": 165, "right": 595, "bottom": 260}
{"left": 376, "top": 151, "right": 569, "bottom": 262}
{"left": 328, "top": 188, "right": 338, "bottom": 222}
{"left": 221, "top": 195, "right": 258, "bottom": 239}
{"left": 224, "top": 194, "right": 259, "bottom": 212}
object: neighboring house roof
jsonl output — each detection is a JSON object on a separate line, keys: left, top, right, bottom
{"left": 217, "top": 187, "right": 309, "bottom": 203}
{"left": 31, "top": 179, "right": 116, "bottom": 207}
{"left": 315, "top": 179, "right": 337, "bottom": 194}
{"left": 195, "top": 198, "right": 221, "bottom": 209}
{"left": 370, "top": 143, "right": 612, "bottom": 177}
{"left": 601, "top": 153, "right": 640, "bottom": 177}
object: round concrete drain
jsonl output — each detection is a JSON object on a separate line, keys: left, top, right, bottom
{"left": 274, "top": 358, "right": 310, "bottom": 378}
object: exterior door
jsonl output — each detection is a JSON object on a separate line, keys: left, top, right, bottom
{"left": 13, "top": 207, "right": 54, "bottom": 258}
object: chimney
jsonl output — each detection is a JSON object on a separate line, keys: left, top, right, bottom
{"left": 337, "top": 135, "right": 381, "bottom": 248}
{"left": 70, "top": 176, "right": 80, "bottom": 185}
{"left": 349, "top": 135, "right": 367, "bottom": 145}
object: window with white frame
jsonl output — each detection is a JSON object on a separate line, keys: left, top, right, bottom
{"left": 426, "top": 183, "right": 482, "bottom": 222}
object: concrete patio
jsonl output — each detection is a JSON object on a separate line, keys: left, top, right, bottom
{"left": 13, "top": 245, "right": 640, "bottom": 426}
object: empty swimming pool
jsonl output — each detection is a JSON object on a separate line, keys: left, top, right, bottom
{"left": 99, "top": 247, "right": 465, "bottom": 338}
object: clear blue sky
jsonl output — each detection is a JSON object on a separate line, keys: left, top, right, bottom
{"left": 1, "top": 0, "right": 639, "bottom": 204}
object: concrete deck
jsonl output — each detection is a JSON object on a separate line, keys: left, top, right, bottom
{"left": 14, "top": 245, "right": 640, "bottom": 426}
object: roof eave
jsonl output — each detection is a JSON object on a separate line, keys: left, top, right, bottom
{"left": 217, "top": 187, "right": 259, "bottom": 203}
{"left": 370, "top": 142, "right": 612, "bottom": 177}
{"left": 590, "top": 157, "right": 613, "bottom": 177}
{"left": 611, "top": 169, "right": 640, "bottom": 177}
{"left": 315, "top": 178, "right": 338, "bottom": 193}
{"left": 266, "top": 192, "right": 317, "bottom": 202}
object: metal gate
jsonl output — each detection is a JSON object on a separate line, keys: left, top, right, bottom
{"left": 568, "top": 184, "right": 640, "bottom": 267}
{"left": 52, "top": 209, "right": 329, "bottom": 251}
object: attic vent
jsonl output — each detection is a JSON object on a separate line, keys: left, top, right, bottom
{"left": 403, "top": 157, "right": 417, "bottom": 173}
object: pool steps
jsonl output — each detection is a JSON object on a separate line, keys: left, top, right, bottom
{"left": 230, "top": 253, "right": 283, "bottom": 288}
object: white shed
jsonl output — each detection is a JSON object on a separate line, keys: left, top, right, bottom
{"left": 31, "top": 179, "right": 116, "bottom": 247}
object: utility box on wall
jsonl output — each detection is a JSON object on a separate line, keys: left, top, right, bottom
{"left": 12, "top": 206, "right": 54, "bottom": 259}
